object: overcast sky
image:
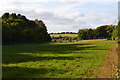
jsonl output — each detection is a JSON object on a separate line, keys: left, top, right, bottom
{"left": 0, "top": 0, "right": 119, "bottom": 33}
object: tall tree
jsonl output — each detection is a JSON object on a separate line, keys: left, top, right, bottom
{"left": 2, "top": 13, "right": 51, "bottom": 44}
{"left": 2, "top": 13, "right": 9, "bottom": 19}
{"left": 78, "top": 25, "right": 115, "bottom": 40}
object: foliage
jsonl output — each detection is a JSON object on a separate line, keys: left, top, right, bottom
{"left": 112, "top": 26, "right": 118, "bottom": 38}
{"left": 50, "top": 32, "right": 77, "bottom": 34}
{"left": 112, "top": 21, "right": 120, "bottom": 41}
{"left": 95, "top": 25, "right": 115, "bottom": 39}
{"left": 78, "top": 25, "right": 115, "bottom": 40}
{"left": 118, "top": 21, "right": 120, "bottom": 38}
{"left": 78, "top": 29, "right": 94, "bottom": 40}
{"left": 2, "top": 13, "right": 51, "bottom": 44}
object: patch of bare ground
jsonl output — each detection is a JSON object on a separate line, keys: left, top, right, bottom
{"left": 96, "top": 44, "right": 119, "bottom": 78}
{"left": 118, "top": 43, "right": 120, "bottom": 78}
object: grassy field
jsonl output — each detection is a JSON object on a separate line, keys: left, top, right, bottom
{"left": 2, "top": 39, "right": 117, "bottom": 78}
{"left": 50, "top": 34, "right": 78, "bottom": 37}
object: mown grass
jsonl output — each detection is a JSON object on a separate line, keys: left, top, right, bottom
{"left": 2, "top": 39, "right": 117, "bottom": 78}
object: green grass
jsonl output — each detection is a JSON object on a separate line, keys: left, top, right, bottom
{"left": 2, "top": 40, "right": 117, "bottom": 78}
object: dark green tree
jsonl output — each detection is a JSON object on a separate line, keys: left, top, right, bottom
{"left": 2, "top": 13, "right": 9, "bottom": 19}
{"left": 2, "top": 13, "right": 51, "bottom": 44}
{"left": 78, "top": 25, "right": 115, "bottom": 40}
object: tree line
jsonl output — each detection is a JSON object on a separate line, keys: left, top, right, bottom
{"left": 78, "top": 25, "right": 116, "bottom": 40}
{"left": 2, "top": 12, "right": 119, "bottom": 44}
{"left": 50, "top": 32, "right": 77, "bottom": 34}
{"left": 2, "top": 13, "right": 51, "bottom": 44}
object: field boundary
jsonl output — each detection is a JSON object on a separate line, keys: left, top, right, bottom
{"left": 97, "top": 44, "right": 118, "bottom": 78}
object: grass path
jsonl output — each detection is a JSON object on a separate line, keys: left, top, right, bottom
{"left": 97, "top": 44, "right": 118, "bottom": 78}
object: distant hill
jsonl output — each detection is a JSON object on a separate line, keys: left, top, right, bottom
{"left": 2, "top": 13, "right": 51, "bottom": 44}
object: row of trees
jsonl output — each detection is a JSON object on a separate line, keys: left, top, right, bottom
{"left": 78, "top": 25, "right": 116, "bottom": 40}
{"left": 2, "top": 13, "right": 51, "bottom": 44}
{"left": 2, "top": 13, "right": 119, "bottom": 44}
{"left": 50, "top": 32, "right": 77, "bottom": 34}
{"left": 51, "top": 36, "right": 77, "bottom": 40}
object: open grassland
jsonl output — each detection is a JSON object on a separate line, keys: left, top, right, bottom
{"left": 2, "top": 39, "right": 117, "bottom": 78}
{"left": 50, "top": 34, "right": 77, "bottom": 37}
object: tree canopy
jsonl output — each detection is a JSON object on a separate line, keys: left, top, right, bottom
{"left": 78, "top": 25, "right": 115, "bottom": 40}
{"left": 118, "top": 21, "right": 120, "bottom": 38}
{"left": 2, "top": 13, "right": 51, "bottom": 44}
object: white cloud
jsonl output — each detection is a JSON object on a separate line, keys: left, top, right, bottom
{"left": 15, "top": 0, "right": 119, "bottom": 2}
{"left": 0, "top": 0, "right": 118, "bottom": 33}
{"left": 59, "top": 0, "right": 119, "bottom": 2}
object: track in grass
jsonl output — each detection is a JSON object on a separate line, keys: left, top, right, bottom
{"left": 2, "top": 39, "right": 117, "bottom": 78}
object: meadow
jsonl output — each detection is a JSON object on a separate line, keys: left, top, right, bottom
{"left": 2, "top": 39, "right": 117, "bottom": 78}
{"left": 50, "top": 34, "right": 77, "bottom": 37}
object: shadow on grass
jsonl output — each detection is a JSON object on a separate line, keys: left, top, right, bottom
{"left": 2, "top": 66, "right": 67, "bottom": 78}
{"left": 3, "top": 43, "right": 97, "bottom": 64}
